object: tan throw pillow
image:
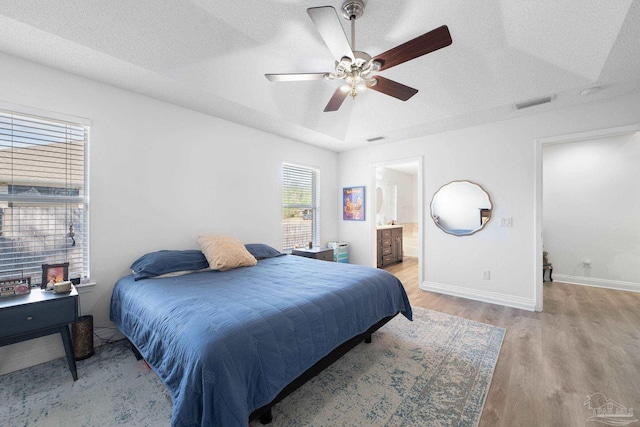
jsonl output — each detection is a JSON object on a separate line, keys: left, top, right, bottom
{"left": 196, "top": 235, "right": 257, "bottom": 271}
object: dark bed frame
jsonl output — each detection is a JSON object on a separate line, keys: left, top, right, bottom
{"left": 249, "top": 313, "right": 396, "bottom": 424}
{"left": 128, "top": 313, "right": 397, "bottom": 425}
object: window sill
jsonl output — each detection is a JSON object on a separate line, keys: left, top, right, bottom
{"left": 75, "top": 282, "right": 96, "bottom": 294}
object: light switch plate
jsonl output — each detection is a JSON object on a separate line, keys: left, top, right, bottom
{"left": 499, "top": 217, "right": 512, "bottom": 227}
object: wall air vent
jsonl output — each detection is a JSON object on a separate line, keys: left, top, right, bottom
{"left": 366, "top": 136, "right": 386, "bottom": 142}
{"left": 515, "top": 95, "right": 556, "bottom": 110}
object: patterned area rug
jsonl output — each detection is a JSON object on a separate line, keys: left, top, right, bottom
{"left": 270, "top": 307, "right": 505, "bottom": 427}
{"left": 0, "top": 307, "right": 504, "bottom": 427}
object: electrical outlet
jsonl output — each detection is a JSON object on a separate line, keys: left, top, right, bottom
{"left": 583, "top": 259, "right": 591, "bottom": 268}
{"left": 482, "top": 270, "right": 490, "bottom": 280}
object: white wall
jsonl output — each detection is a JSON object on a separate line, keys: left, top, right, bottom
{"left": 375, "top": 167, "right": 415, "bottom": 225}
{"left": 543, "top": 133, "right": 640, "bottom": 290}
{"left": 0, "top": 53, "right": 339, "bottom": 375}
{"left": 338, "top": 92, "right": 640, "bottom": 311}
{"left": 411, "top": 175, "right": 419, "bottom": 224}
{"left": 396, "top": 171, "right": 417, "bottom": 225}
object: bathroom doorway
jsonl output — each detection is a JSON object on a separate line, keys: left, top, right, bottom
{"left": 371, "top": 157, "right": 423, "bottom": 287}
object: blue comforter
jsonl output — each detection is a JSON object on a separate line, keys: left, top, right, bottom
{"left": 110, "top": 255, "right": 412, "bottom": 426}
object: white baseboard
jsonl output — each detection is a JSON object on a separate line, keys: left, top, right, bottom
{"left": 552, "top": 274, "right": 640, "bottom": 293}
{"left": 0, "top": 335, "right": 66, "bottom": 376}
{"left": 0, "top": 329, "right": 114, "bottom": 377}
{"left": 421, "top": 281, "right": 536, "bottom": 311}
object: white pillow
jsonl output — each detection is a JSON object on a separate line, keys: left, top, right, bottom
{"left": 196, "top": 235, "right": 257, "bottom": 271}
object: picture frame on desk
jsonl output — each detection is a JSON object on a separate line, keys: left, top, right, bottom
{"left": 41, "top": 263, "right": 69, "bottom": 289}
{"left": 0, "top": 276, "right": 31, "bottom": 297}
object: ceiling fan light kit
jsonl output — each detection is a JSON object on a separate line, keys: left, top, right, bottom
{"left": 266, "top": 1, "right": 452, "bottom": 112}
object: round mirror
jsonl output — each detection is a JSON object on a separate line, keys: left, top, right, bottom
{"left": 376, "top": 186, "right": 384, "bottom": 214}
{"left": 430, "top": 180, "right": 492, "bottom": 236}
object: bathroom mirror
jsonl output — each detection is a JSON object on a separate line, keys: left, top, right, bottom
{"left": 430, "top": 180, "right": 492, "bottom": 236}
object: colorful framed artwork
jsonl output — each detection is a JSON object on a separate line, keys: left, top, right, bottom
{"left": 41, "top": 262, "right": 69, "bottom": 289}
{"left": 343, "top": 186, "right": 365, "bottom": 221}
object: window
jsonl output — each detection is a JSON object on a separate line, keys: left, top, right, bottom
{"left": 282, "top": 163, "right": 319, "bottom": 251}
{"left": 0, "top": 110, "right": 89, "bottom": 285}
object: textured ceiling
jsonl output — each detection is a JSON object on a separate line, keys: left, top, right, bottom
{"left": 0, "top": 0, "right": 639, "bottom": 152}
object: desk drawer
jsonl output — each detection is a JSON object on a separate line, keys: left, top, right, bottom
{"left": 292, "top": 249, "right": 334, "bottom": 262}
{"left": 0, "top": 297, "right": 76, "bottom": 339}
{"left": 315, "top": 251, "right": 334, "bottom": 262}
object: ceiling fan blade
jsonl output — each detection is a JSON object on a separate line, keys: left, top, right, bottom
{"left": 265, "top": 73, "right": 328, "bottom": 82}
{"left": 324, "top": 86, "right": 350, "bottom": 112}
{"left": 307, "top": 6, "right": 354, "bottom": 62}
{"left": 373, "top": 25, "right": 452, "bottom": 71}
{"left": 368, "top": 76, "right": 418, "bottom": 101}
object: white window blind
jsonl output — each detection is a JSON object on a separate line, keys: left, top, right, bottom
{"left": 0, "top": 110, "right": 89, "bottom": 285}
{"left": 282, "top": 163, "right": 319, "bottom": 251}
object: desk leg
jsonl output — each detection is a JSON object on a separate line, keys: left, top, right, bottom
{"left": 60, "top": 325, "right": 78, "bottom": 381}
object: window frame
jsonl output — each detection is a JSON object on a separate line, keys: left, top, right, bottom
{"left": 0, "top": 103, "right": 90, "bottom": 285}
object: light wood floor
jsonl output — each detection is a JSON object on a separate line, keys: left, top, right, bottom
{"left": 383, "top": 257, "right": 640, "bottom": 427}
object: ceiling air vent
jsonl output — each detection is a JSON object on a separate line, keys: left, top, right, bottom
{"left": 515, "top": 95, "right": 556, "bottom": 110}
{"left": 366, "top": 136, "right": 386, "bottom": 142}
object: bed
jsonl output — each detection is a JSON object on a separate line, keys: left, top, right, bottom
{"left": 110, "top": 250, "right": 412, "bottom": 427}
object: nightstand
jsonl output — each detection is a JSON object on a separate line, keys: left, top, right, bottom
{"left": 291, "top": 247, "right": 334, "bottom": 262}
{"left": 0, "top": 286, "right": 79, "bottom": 380}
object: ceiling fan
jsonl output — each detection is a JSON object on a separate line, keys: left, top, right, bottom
{"left": 265, "top": 0, "right": 452, "bottom": 112}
